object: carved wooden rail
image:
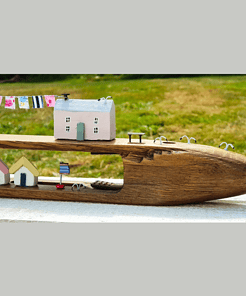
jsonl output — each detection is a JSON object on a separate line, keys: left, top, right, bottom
{"left": 1, "top": 134, "right": 246, "bottom": 206}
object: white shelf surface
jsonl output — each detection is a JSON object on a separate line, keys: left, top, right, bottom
{"left": 1, "top": 177, "right": 246, "bottom": 222}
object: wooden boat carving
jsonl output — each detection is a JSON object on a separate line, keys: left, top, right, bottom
{"left": 0, "top": 134, "right": 246, "bottom": 206}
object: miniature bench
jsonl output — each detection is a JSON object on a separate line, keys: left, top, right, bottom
{"left": 128, "top": 132, "right": 145, "bottom": 144}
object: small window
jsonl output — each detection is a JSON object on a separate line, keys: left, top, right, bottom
{"left": 94, "top": 117, "right": 99, "bottom": 124}
{"left": 66, "top": 126, "right": 70, "bottom": 132}
{"left": 94, "top": 127, "right": 99, "bottom": 134}
{"left": 66, "top": 117, "right": 71, "bottom": 123}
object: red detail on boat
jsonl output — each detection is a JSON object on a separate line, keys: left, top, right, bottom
{"left": 56, "top": 184, "right": 65, "bottom": 189}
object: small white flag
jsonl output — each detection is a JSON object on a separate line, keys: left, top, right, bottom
{"left": 5, "top": 96, "right": 15, "bottom": 109}
{"left": 18, "top": 96, "right": 30, "bottom": 109}
{"left": 32, "top": 96, "right": 44, "bottom": 108}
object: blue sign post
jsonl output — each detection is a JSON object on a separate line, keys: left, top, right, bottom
{"left": 56, "top": 162, "right": 70, "bottom": 189}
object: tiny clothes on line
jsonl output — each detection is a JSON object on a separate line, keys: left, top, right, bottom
{"left": 18, "top": 96, "right": 30, "bottom": 109}
{"left": 44, "top": 95, "right": 56, "bottom": 107}
{"left": 5, "top": 96, "right": 15, "bottom": 109}
{"left": 0, "top": 96, "right": 2, "bottom": 105}
{"left": 32, "top": 96, "right": 44, "bottom": 108}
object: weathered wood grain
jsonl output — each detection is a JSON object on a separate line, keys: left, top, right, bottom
{"left": 1, "top": 134, "right": 246, "bottom": 205}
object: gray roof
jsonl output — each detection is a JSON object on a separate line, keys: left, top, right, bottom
{"left": 54, "top": 99, "right": 114, "bottom": 113}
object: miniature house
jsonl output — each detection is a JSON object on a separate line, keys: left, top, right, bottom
{"left": 0, "top": 159, "right": 10, "bottom": 185}
{"left": 54, "top": 98, "right": 116, "bottom": 141}
{"left": 9, "top": 157, "right": 39, "bottom": 187}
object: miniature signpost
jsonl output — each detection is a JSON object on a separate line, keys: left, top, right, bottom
{"left": 56, "top": 162, "right": 70, "bottom": 189}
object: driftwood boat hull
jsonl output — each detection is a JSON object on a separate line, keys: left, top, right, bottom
{"left": 0, "top": 134, "right": 246, "bottom": 206}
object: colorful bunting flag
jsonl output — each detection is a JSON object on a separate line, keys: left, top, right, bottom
{"left": 5, "top": 96, "right": 15, "bottom": 109}
{"left": 1, "top": 95, "right": 56, "bottom": 109}
{"left": 32, "top": 96, "right": 44, "bottom": 109}
{"left": 18, "top": 96, "right": 30, "bottom": 109}
{"left": 44, "top": 95, "right": 56, "bottom": 107}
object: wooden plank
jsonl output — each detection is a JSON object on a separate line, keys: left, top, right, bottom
{"left": 1, "top": 134, "right": 246, "bottom": 205}
{"left": 0, "top": 134, "right": 245, "bottom": 162}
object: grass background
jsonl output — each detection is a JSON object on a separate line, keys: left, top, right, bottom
{"left": 0, "top": 74, "right": 246, "bottom": 179}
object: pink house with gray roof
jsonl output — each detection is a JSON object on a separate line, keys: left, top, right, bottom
{"left": 0, "top": 159, "right": 10, "bottom": 185}
{"left": 54, "top": 97, "right": 116, "bottom": 141}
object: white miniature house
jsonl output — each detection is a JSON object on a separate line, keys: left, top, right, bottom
{"left": 9, "top": 157, "right": 39, "bottom": 187}
{"left": 0, "top": 159, "right": 10, "bottom": 185}
{"left": 54, "top": 97, "right": 116, "bottom": 141}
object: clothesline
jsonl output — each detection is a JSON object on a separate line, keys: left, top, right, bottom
{"left": 0, "top": 95, "right": 61, "bottom": 110}
{"left": 0, "top": 95, "right": 62, "bottom": 98}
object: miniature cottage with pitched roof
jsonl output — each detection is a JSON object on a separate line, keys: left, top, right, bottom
{"left": 9, "top": 157, "right": 39, "bottom": 187}
{"left": 54, "top": 97, "right": 116, "bottom": 141}
{"left": 0, "top": 159, "right": 10, "bottom": 185}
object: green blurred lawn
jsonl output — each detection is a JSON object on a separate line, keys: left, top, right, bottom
{"left": 1, "top": 75, "right": 246, "bottom": 179}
